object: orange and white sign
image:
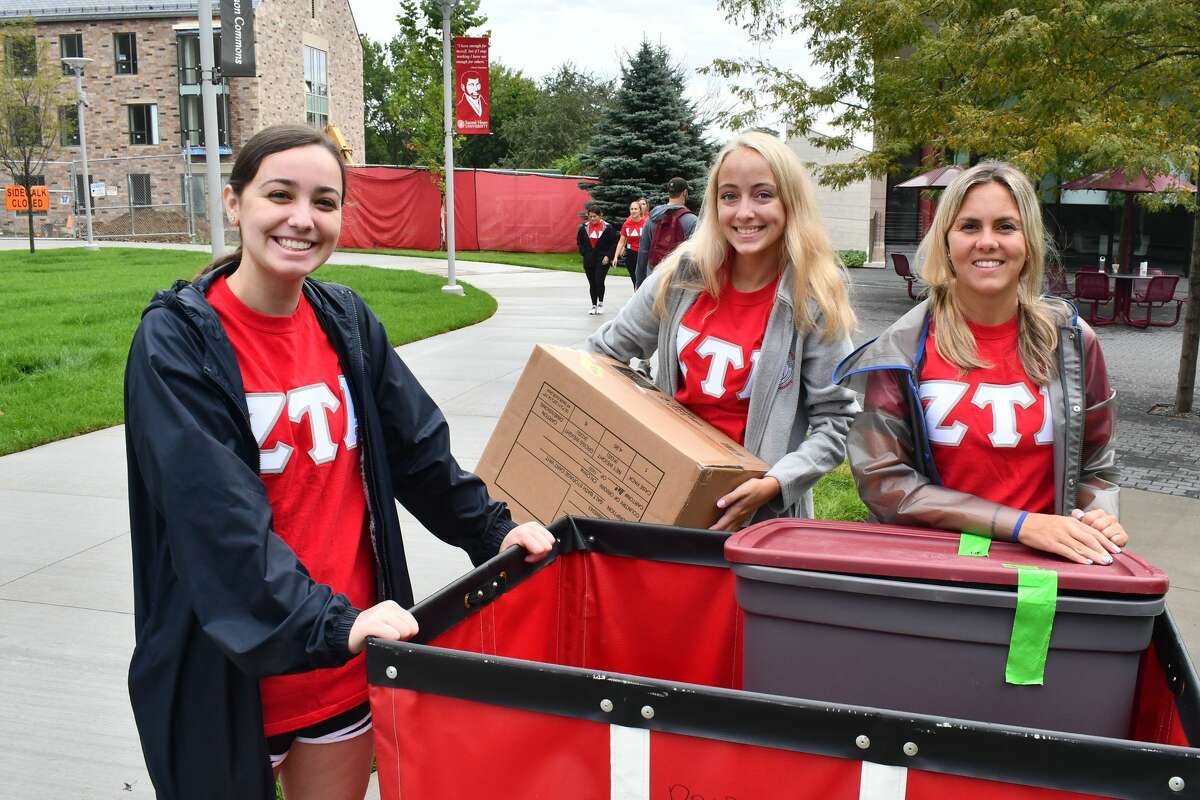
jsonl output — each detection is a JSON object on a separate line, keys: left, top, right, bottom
{"left": 4, "top": 185, "right": 49, "bottom": 212}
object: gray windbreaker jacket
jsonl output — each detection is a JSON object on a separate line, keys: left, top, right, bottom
{"left": 833, "top": 299, "right": 1119, "bottom": 539}
{"left": 586, "top": 259, "right": 859, "bottom": 520}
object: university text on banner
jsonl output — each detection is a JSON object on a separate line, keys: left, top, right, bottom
{"left": 453, "top": 36, "right": 490, "bottom": 135}
{"left": 219, "top": 0, "right": 256, "bottom": 77}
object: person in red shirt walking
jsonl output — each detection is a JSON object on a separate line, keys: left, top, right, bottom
{"left": 587, "top": 131, "right": 859, "bottom": 530}
{"left": 123, "top": 125, "right": 554, "bottom": 800}
{"left": 576, "top": 203, "right": 619, "bottom": 315}
{"left": 613, "top": 199, "right": 647, "bottom": 287}
{"left": 835, "top": 162, "right": 1128, "bottom": 564}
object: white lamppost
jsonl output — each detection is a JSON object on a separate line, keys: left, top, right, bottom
{"left": 61, "top": 56, "right": 98, "bottom": 251}
{"left": 440, "top": 0, "right": 463, "bottom": 295}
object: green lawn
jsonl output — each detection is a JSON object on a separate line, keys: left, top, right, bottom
{"left": 813, "top": 463, "right": 870, "bottom": 522}
{"left": 340, "top": 247, "right": 632, "bottom": 277}
{"left": 0, "top": 248, "right": 496, "bottom": 455}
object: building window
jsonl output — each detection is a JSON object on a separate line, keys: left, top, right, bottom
{"left": 4, "top": 34, "right": 38, "bottom": 77}
{"left": 129, "top": 174, "right": 152, "bottom": 206}
{"left": 74, "top": 172, "right": 88, "bottom": 212}
{"left": 129, "top": 104, "right": 159, "bottom": 145}
{"left": 176, "top": 32, "right": 231, "bottom": 150}
{"left": 60, "top": 33, "right": 83, "bottom": 74}
{"left": 176, "top": 30, "right": 219, "bottom": 86}
{"left": 311, "top": 0, "right": 316, "bottom": 18}
{"left": 304, "top": 45, "right": 328, "bottom": 129}
{"left": 179, "top": 93, "right": 231, "bottom": 149}
{"left": 114, "top": 32, "right": 138, "bottom": 75}
{"left": 59, "top": 106, "right": 80, "bottom": 146}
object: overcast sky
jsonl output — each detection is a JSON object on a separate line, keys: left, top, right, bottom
{"left": 346, "top": 0, "right": 836, "bottom": 143}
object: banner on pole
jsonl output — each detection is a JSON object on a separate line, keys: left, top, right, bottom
{"left": 219, "top": 0, "right": 256, "bottom": 77}
{"left": 453, "top": 36, "right": 490, "bottom": 135}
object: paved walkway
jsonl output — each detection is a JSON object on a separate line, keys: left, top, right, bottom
{"left": 0, "top": 244, "right": 1197, "bottom": 797}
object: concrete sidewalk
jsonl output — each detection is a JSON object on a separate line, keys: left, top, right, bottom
{"left": 1, "top": 246, "right": 1197, "bottom": 797}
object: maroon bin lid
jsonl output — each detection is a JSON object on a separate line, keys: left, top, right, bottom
{"left": 724, "top": 519, "right": 1169, "bottom": 595}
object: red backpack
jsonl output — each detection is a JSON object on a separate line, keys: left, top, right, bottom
{"left": 647, "top": 207, "right": 692, "bottom": 267}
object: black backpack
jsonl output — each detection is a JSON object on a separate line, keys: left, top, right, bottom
{"left": 647, "top": 207, "right": 692, "bottom": 267}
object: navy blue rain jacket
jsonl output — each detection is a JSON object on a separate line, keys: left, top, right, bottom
{"left": 124, "top": 263, "right": 514, "bottom": 799}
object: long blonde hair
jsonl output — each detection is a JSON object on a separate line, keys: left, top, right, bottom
{"left": 652, "top": 131, "right": 856, "bottom": 342}
{"left": 917, "top": 161, "right": 1060, "bottom": 385}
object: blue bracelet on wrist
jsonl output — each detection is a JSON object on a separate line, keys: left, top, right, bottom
{"left": 1011, "top": 511, "right": 1029, "bottom": 543}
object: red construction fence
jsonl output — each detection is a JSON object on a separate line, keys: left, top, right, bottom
{"left": 338, "top": 166, "right": 597, "bottom": 253}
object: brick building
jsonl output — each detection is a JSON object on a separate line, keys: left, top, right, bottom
{"left": 0, "top": 0, "right": 364, "bottom": 240}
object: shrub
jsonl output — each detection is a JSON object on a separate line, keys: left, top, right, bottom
{"left": 838, "top": 249, "right": 867, "bottom": 268}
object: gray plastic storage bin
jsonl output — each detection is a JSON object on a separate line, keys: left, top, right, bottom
{"left": 726, "top": 520, "right": 1169, "bottom": 739}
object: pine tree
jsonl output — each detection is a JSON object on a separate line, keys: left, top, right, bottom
{"left": 583, "top": 43, "right": 714, "bottom": 220}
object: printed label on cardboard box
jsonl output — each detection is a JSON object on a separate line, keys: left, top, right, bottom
{"left": 494, "top": 383, "right": 664, "bottom": 522}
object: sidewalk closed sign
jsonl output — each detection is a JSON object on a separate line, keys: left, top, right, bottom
{"left": 4, "top": 185, "right": 49, "bottom": 212}
{"left": 220, "top": 0, "right": 256, "bottom": 77}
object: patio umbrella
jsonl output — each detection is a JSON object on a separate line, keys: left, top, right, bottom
{"left": 893, "top": 165, "right": 967, "bottom": 237}
{"left": 894, "top": 164, "right": 966, "bottom": 189}
{"left": 1058, "top": 170, "right": 1196, "bottom": 275}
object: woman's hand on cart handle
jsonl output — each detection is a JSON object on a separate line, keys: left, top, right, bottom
{"left": 348, "top": 600, "right": 419, "bottom": 655}
{"left": 1071, "top": 508, "right": 1128, "bottom": 550}
{"left": 1016, "top": 513, "right": 1116, "bottom": 566}
{"left": 709, "top": 477, "right": 781, "bottom": 532}
{"left": 501, "top": 521, "right": 556, "bottom": 563}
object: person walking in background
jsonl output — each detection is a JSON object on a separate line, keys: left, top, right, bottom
{"left": 588, "top": 132, "right": 858, "bottom": 530}
{"left": 576, "top": 202, "right": 619, "bottom": 315}
{"left": 613, "top": 199, "right": 647, "bottom": 287}
{"left": 638, "top": 196, "right": 650, "bottom": 219}
{"left": 123, "top": 125, "right": 554, "bottom": 800}
{"left": 636, "top": 177, "right": 699, "bottom": 287}
{"left": 834, "top": 162, "right": 1127, "bottom": 564}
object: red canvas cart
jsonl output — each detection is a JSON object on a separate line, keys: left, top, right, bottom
{"left": 367, "top": 518, "right": 1200, "bottom": 799}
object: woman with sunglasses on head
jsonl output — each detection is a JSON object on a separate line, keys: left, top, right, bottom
{"left": 834, "top": 162, "right": 1126, "bottom": 564}
{"left": 123, "top": 125, "right": 553, "bottom": 800}
{"left": 587, "top": 131, "right": 859, "bottom": 531}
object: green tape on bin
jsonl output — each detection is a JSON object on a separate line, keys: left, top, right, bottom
{"left": 958, "top": 532, "right": 992, "bottom": 558}
{"left": 1005, "top": 566, "right": 1058, "bottom": 685}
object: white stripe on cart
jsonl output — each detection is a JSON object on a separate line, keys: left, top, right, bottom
{"left": 610, "top": 724, "right": 650, "bottom": 800}
{"left": 860, "top": 761, "right": 908, "bottom": 799}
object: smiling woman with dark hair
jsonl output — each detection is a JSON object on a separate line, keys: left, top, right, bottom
{"left": 123, "top": 124, "right": 553, "bottom": 800}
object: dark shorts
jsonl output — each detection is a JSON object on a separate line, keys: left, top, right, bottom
{"left": 266, "top": 701, "right": 372, "bottom": 768}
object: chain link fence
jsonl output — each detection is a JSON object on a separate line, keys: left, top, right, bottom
{"left": 2, "top": 151, "right": 238, "bottom": 247}
{"left": 74, "top": 153, "right": 191, "bottom": 241}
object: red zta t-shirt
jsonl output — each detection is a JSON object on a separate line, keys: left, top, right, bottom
{"left": 209, "top": 276, "right": 376, "bottom": 736}
{"left": 586, "top": 221, "right": 606, "bottom": 247}
{"left": 674, "top": 269, "right": 778, "bottom": 444}
{"left": 621, "top": 216, "right": 646, "bottom": 252}
{"left": 918, "top": 315, "right": 1055, "bottom": 514}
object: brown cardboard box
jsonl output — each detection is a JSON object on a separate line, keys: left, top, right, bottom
{"left": 476, "top": 345, "right": 769, "bottom": 529}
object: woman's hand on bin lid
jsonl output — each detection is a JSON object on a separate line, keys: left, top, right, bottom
{"left": 1017, "top": 512, "right": 1118, "bottom": 566}
{"left": 348, "top": 600, "right": 418, "bottom": 655}
{"left": 502, "top": 521, "right": 556, "bottom": 563}
{"left": 1072, "top": 507, "right": 1128, "bottom": 550}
